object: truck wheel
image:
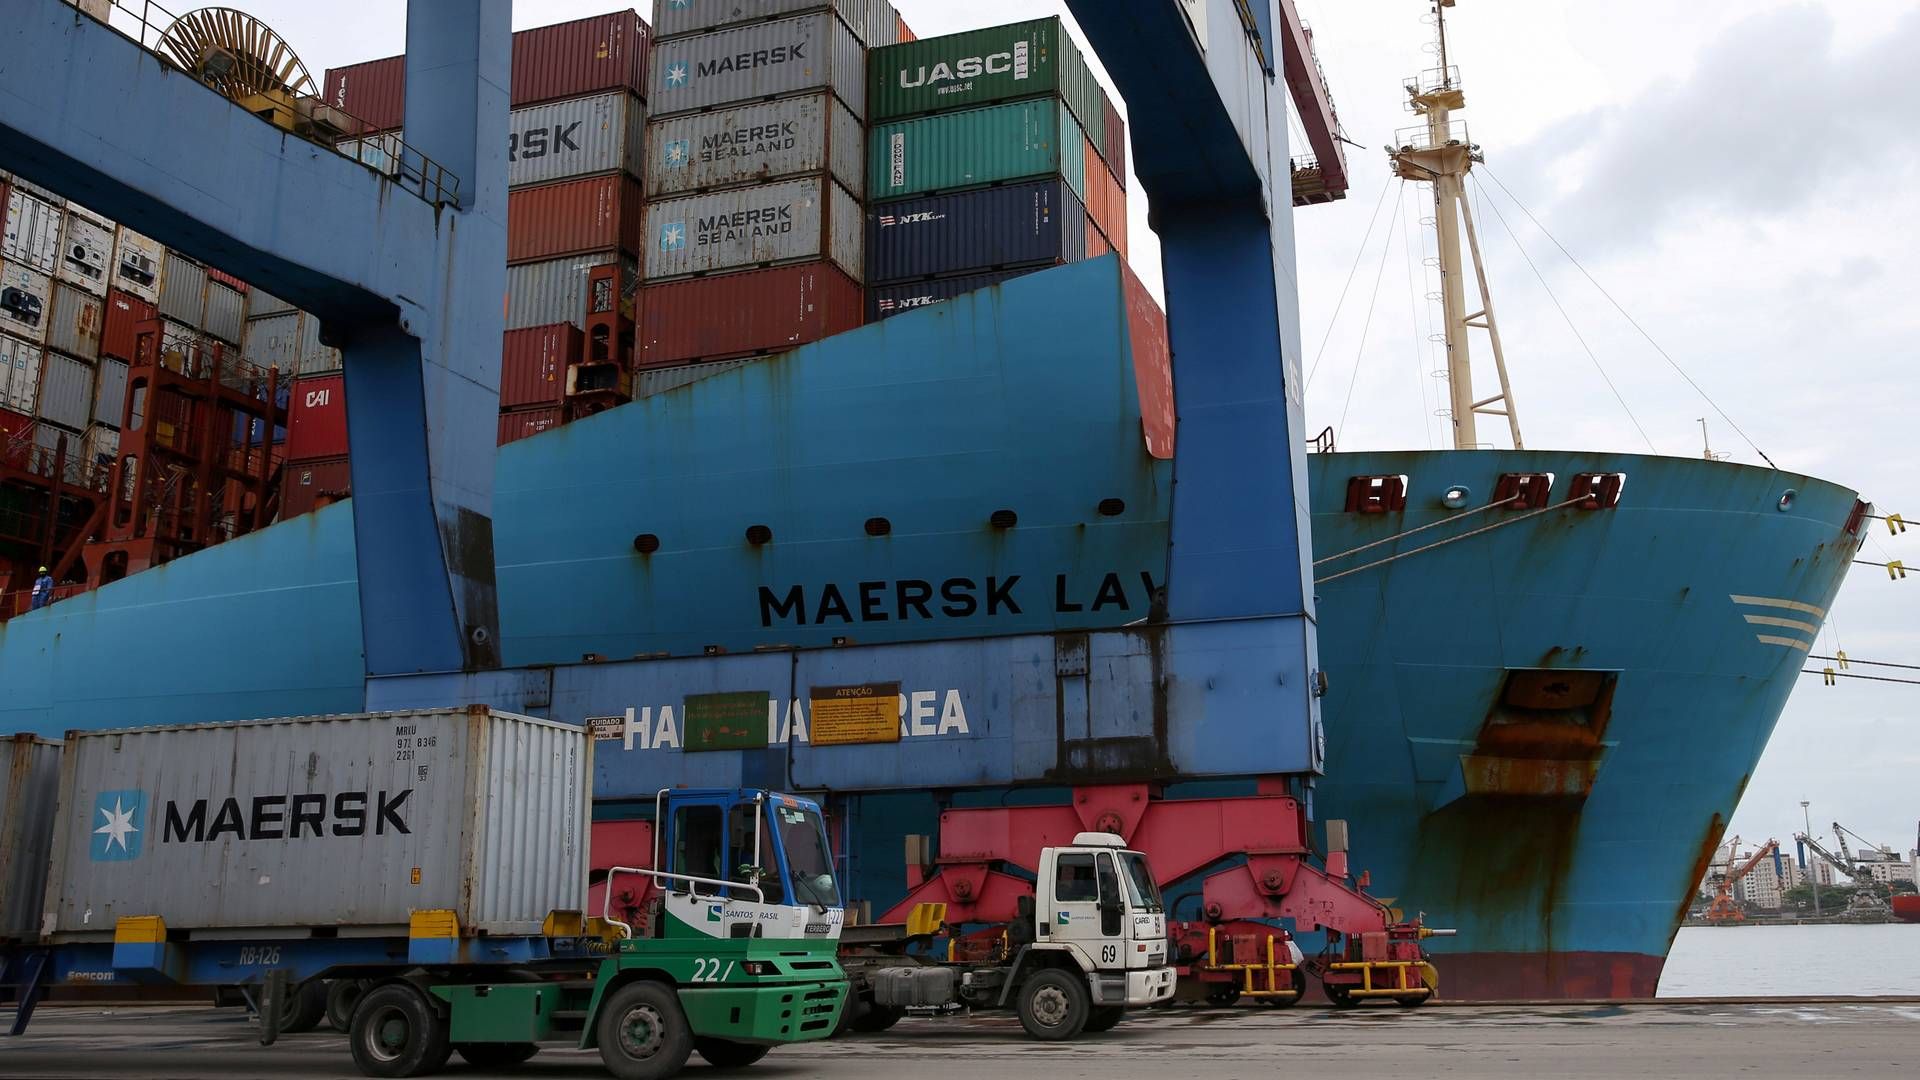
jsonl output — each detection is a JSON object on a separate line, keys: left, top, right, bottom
{"left": 695, "top": 1038, "right": 771, "bottom": 1069}
{"left": 1017, "top": 969, "right": 1091, "bottom": 1041}
{"left": 1203, "top": 986, "right": 1242, "bottom": 1007}
{"left": 1324, "top": 983, "right": 1359, "bottom": 1009}
{"left": 327, "top": 979, "right": 369, "bottom": 1032}
{"left": 350, "top": 983, "right": 453, "bottom": 1078}
{"left": 849, "top": 1003, "right": 903, "bottom": 1034}
{"left": 1083, "top": 1006, "right": 1125, "bottom": 1034}
{"left": 1257, "top": 969, "right": 1308, "bottom": 1008}
{"left": 282, "top": 979, "right": 330, "bottom": 1034}
{"left": 455, "top": 1042, "right": 540, "bottom": 1067}
{"left": 596, "top": 981, "right": 693, "bottom": 1080}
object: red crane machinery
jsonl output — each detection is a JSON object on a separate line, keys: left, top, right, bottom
{"left": 1280, "top": 0, "right": 1350, "bottom": 206}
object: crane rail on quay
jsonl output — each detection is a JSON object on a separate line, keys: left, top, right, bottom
{"left": 0, "top": 0, "right": 1445, "bottom": 1072}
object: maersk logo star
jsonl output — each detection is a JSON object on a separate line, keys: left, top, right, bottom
{"left": 668, "top": 0, "right": 691, "bottom": 8}
{"left": 660, "top": 222, "right": 687, "bottom": 252}
{"left": 90, "top": 789, "right": 145, "bottom": 861}
{"left": 665, "top": 61, "right": 690, "bottom": 88}
{"left": 664, "top": 139, "right": 691, "bottom": 168}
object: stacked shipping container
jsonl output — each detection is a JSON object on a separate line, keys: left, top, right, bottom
{"left": 863, "top": 18, "right": 1128, "bottom": 320}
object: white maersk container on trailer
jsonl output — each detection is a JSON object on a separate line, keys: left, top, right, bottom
{"left": 1, "top": 735, "right": 62, "bottom": 941}
{"left": 41, "top": 707, "right": 589, "bottom": 939}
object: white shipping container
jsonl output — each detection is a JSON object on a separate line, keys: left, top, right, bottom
{"left": 158, "top": 251, "right": 207, "bottom": 326}
{"left": 652, "top": 0, "right": 901, "bottom": 50}
{"left": 46, "top": 281, "right": 103, "bottom": 360}
{"left": 296, "top": 310, "right": 341, "bottom": 375}
{"left": 1, "top": 735, "right": 62, "bottom": 941}
{"left": 649, "top": 13, "right": 868, "bottom": 121}
{"left": 245, "top": 287, "right": 295, "bottom": 319}
{"left": 42, "top": 708, "right": 590, "bottom": 937}
{"left": 203, "top": 280, "right": 245, "bottom": 345}
{"left": 506, "top": 253, "right": 636, "bottom": 330}
{"left": 0, "top": 261, "right": 53, "bottom": 344}
{"left": 93, "top": 355, "right": 129, "bottom": 427}
{"left": 110, "top": 226, "right": 164, "bottom": 304}
{"left": 36, "top": 351, "right": 95, "bottom": 431}
{"left": 645, "top": 176, "right": 863, "bottom": 282}
{"left": 56, "top": 209, "right": 114, "bottom": 297}
{"left": 81, "top": 422, "right": 119, "bottom": 469}
{"left": 244, "top": 311, "right": 301, "bottom": 372}
{"left": 7, "top": 175, "right": 64, "bottom": 207}
{"left": 3, "top": 190, "right": 63, "bottom": 275}
{"left": 0, "top": 333, "right": 43, "bottom": 413}
{"left": 647, "top": 92, "right": 864, "bottom": 199}
{"left": 509, "top": 91, "right": 646, "bottom": 188}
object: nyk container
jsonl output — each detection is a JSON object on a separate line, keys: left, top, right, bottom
{"left": 55, "top": 206, "right": 114, "bottom": 296}
{"left": 868, "top": 268, "right": 1030, "bottom": 320}
{"left": 639, "top": 262, "right": 863, "bottom": 368}
{"left": 93, "top": 356, "right": 128, "bottom": 427}
{"left": 652, "top": 0, "right": 902, "bottom": 50}
{"left": 647, "top": 91, "right": 865, "bottom": 199}
{"left": 508, "top": 90, "right": 646, "bottom": 188}
{"left": 507, "top": 253, "right": 637, "bottom": 330}
{"left": 324, "top": 12, "right": 651, "bottom": 133}
{"left": 287, "top": 371, "right": 347, "bottom": 461}
{"left": 0, "top": 261, "right": 52, "bottom": 343}
{"left": 507, "top": 174, "right": 646, "bottom": 264}
{"left": 648, "top": 12, "right": 867, "bottom": 121}
{"left": 865, "top": 179, "right": 1086, "bottom": 284}
{"left": 500, "top": 323, "right": 584, "bottom": 408}
{"left": 1, "top": 735, "right": 60, "bottom": 941}
{"left": 35, "top": 352, "right": 96, "bottom": 432}
{"left": 3, "top": 189, "right": 62, "bottom": 275}
{"left": 645, "top": 175, "right": 862, "bottom": 282}
{"left": 101, "top": 288, "right": 156, "bottom": 363}
{"left": 45, "top": 281, "right": 103, "bottom": 359}
{"left": 41, "top": 708, "right": 588, "bottom": 936}
{"left": 109, "top": 225, "right": 163, "bottom": 304}
{"left": 157, "top": 250, "right": 207, "bottom": 326}
{"left": 0, "top": 333, "right": 43, "bottom": 412}
{"left": 868, "top": 98, "right": 1086, "bottom": 204}
{"left": 282, "top": 455, "right": 352, "bottom": 518}
{"left": 499, "top": 404, "right": 563, "bottom": 446}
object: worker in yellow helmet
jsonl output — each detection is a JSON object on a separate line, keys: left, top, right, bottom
{"left": 29, "top": 566, "right": 55, "bottom": 611}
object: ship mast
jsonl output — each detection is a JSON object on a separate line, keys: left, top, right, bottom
{"left": 1388, "top": 0, "right": 1522, "bottom": 450}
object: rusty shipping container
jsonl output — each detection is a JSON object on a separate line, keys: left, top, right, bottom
{"left": 645, "top": 175, "right": 862, "bottom": 282}
{"left": 500, "top": 323, "right": 584, "bottom": 409}
{"left": 647, "top": 91, "right": 864, "bottom": 199}
{"left": 287, "top": 372, "right": 348, "bottom": 461}
{"left": 0, "top": 261, "right": 52, "bottom": 344}
{"left": 648, "top": 12, "right": 867, "bottom": 121}
{"left": 42, "top": 709, "right": 588, "bottom": 936}
{"left": 499, "top": 405, "right": 563, "bottom": 446}
{"left": 101, "top": 288, "right": 156, "bottom": 363}
{"left": 56, "top": 207, "right": 114, "bottom": 296}
{"left": 509, "top": 91, "right": 646, "bottom": 188}
{"left": 507, "top": 174, "right": 646, "bottom": 264}
{"left": 109, "top": 225, "right": 163, "bottom": 304}
{"left": 652, "top": 0, "right": 901, "bottom": 49}
{"left": 507, "top": 253, "right": 635, "bottom": 330}
{"left": 282, "top": 455, "right": 351, "bottom": 518}
{"left": 639, "top": 261, "right": 863, "bottom": 368}
{"left": 1080, "top": 135, "right": 1127, "bottom": 259}
{"left": 45, "top": 281, "right": 103, "bottom": 359}
{"left": 1, "top": 735, "right": 61, "bottom": 941}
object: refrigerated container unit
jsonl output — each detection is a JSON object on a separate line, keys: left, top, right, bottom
{"left": 2, "top": 188, "right": 62, "bottom": 275}
{"left": 651, "top": 0, "right": 902, "bottom": 50}
{"left": 93, "top": 356, "right": 129, "bottom": 428}
{"left": 499, "top": 404, "right": 563, "bottom": 446}
{"left": 868, "top": 97, "right": 1087, "bottom": 206}
{"left": 868, "top": 268, "right": 1032, "bottom": 321}
{"left": 55, "top": 206, "right": 114, "bottom": 296}
{"left": 507, "top": 173, "right": 647, "bottom": 264}
{"left": 0, "top": 333, "right": 42, "bottom": 413}
{"left": 507, "top": 252, "right": 637, "bottom": 330}
{"left": 865, "top": 178, "right": 1088, "bottom": 283}
{"left": 645, "top": 175, "right": 862, "bottom": 282}
{"left": 287, "top": 372, "right": 347, "bottom": 461}
{"left": 0, "top": 261, "right": 52, "bottom": 344}
{"left": 45, "top": 280, "right": 103, "bottom": 359}
{"left": 109, "top": 225, "right": 164, "bottom": 304}
{"left": 35, "top": 351, "right": 96, "bottom": 432}
{"left": 157, "top": 250, "right": 208, "bottom": 327}
{"left": 500, "top": 323, "right": 585, "bottom": 409}
{"left": 646, "top": 90, "right": 865, "bottom": 199}
{"left": 647, "top": 12, "right": 867, "bottom": 121}
{"left": 639, "top": 261, "right": 862, "bottom": 368}
{"left": 282, "top": 454, "right": 351, "bottom": 518}
{"left": 0, "top": 734, "right": 60, "bottom": 942}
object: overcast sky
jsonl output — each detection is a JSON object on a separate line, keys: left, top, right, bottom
{"left": 246, "top": 1, "right": 1919, "bottom": 869}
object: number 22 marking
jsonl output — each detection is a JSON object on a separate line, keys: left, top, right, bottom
{"left": 692, "top": 957, "right": 736, "bottom": 983}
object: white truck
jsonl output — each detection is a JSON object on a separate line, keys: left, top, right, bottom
{"left": 837, "top": 832, "right": 1176, "bottom": 1040}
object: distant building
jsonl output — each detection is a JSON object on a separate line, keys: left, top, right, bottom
{"left": 1856, "top": 858, "right": 1916, "bottom": 886}
{"left": 1733, "top": 850, "right": 1801, "bottom": 909}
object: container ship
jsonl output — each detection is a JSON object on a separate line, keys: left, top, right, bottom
{"left": 0, "top": 0, "right": 1866, "bottom": 1000}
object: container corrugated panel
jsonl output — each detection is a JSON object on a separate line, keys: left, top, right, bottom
{"left": 296, "top": 312, "right": 342, "bottom": 376}
{"left": 110, "top": 226, "right": 163, "bottom": 304}
{"left": 1085, "top": 216, "right": 1110, "bottom": 260}
{"left": 639, "top": 261, "right": 863, "bottom": 367}
{"left": 1102, "top": 95, "right": 1127, "bottom": 189}
{"left": 0, "top": 334, "right": 42, "bottom": 413}
{"left": 647, "top": 92, "right": 864, "bottom": 199}
{"left": 203, "top": 281, "right": 246, "bottom": 345}
{"left": 654, "top": 0, "right": 898, "bottom": 48}
{"left": 645, "top": 176, "right": 862, "bottom": 282}
{"left": 7, "top": 175, "right": 64, "bottom": 207}
{"left": 288, "top": 372, "right": 347, "bottom": 460}
{"left": 507, "top": 253, "right": 634, "bottom": 330}
{"left": 499, "top": 405, "right": 563, "bottom": 446}
{"left": 507, "top": 175, "right": 646, "bottom": 264}
{"left": 42, "top": 709, "right": 589, "bottom": 936}
{"left": 246, "top": 288, "right": 294, "bottom": 319}
{"left": 500, "top": 323, "right": 584, "bottom": 408}
{"left": 322, "top": 56, "right": 406, "bottom": 132}
{"left": 30, "top": 420, "right": 81, "bottom": 458}
{"left": 101, "top": 288, "right": 157, "bottom": 363}
{"left": 865, "top": 178, "right": 1086, "bottom": 283}
{"left": 868, "top": 99, "right": 1086, "bottom": 204}
{"left": 0, "top": 261, "right": 53, "bottom": 344}
{"left": 158, "top": 251, "right": 207, "bottom": 326}
{"left": 1080, "top": 135, "right": 1127, "bottom": 259}
{"left": 1, "top": 735, "right": 61, "bottom": 941}
{"left": 1121, "top": 259, "right": 1174, "bottom": 459}
{"left": 867, "top": 16, "right": 1096, "bottom": 129}
{"left": 513, "top": 11, "right": 651, "bottom": 109}
{"left": 509, "top": 91, "right": 646, "bottom": 188}
{"left": 3, "top": 190, "right": 62, "bottom": 275}
{"left": 93, "top": 356, "right": 128, "bottom": 427}
{"left": 35, "top": 351, "right": 94, "bottom": 431}
{"left": 649, "top": 13, "right": 867, "bottom": 121}
{"left": 46, "top": 281, "right": 103, "bottom": 359}
{"left": 868, "top": 268, "right": 1031, "bottom": 320}
{"left": 282, "top": 455, "right": 351, "bottom": 518}
{"left": 56, "top": 209, "right": 113, "bottom": 296}
{"left": 243, "top": 311, "right": 300, "bottom": 373}
{"left": 634, "top": 357, "right": 751, "bottom": 397}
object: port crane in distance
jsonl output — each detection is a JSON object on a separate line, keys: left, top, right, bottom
{"left": 1704, "top": 839, "right": 1782, "bottom": 924}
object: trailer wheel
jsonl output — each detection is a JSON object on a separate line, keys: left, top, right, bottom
{"left": 596, "top": 980, "right": 693, "bottom": 1080}
{"left": 327, "top": 979, "right": 369, "bottom": 1032}
{"left": 849, "top": 1003, "right": 903, "bottom": 1034}
{"left": 1393, "top": 993, "right": 1429, "bottom": 1008}
{"left": 695, "top": 1038, "right": 771, "bottom": 1069}
{"left": 282, "top": 979, "right": 330, "bottom": 1034}
{"left": 1083, "top": 1006, "right": 1125, "bottom": 1033}
{"left": 1016, "top": 968, "right": 1091, "bottom": 1041}
{"left": 1203, "top": 986, "right": 1242, "bottom": 1007}
{"left": 350, "top": 983, "right": 452, "bottom": 1078}
{"left": 1324, "top": 983, "right": 1359, "bottom": 1009}
{"left": 455, "top": 1042, "right": 540, "bottom": 1067}
{"left": 1256, "top": 969, "right": 1308, "bottom": 1008}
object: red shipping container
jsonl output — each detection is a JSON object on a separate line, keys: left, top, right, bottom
{"left": 0, "top": 405, "right": 31, "bottom": 442}
{"left": 1102, "top": 95, "right": 1127, "bottom": 191}
{"left": 1086, "top": 217, "right": 1111, "bottom": 260}
{"left": 287, "top": 372, "right": 348, "bottom": 461}
{"left": 1082, "top": 136, "right": 1128, "bottom": 260}
{"left": 499, "top": 405, "right": 562, "bottom": 446}
{"left": 507, "top": 174, "right": 645, "bottom": 265}
{"left": 205, "top": 268, "right": 249, "bottom": 293}
{"left": 1122, "top": 262, "right": 1173, "bottom": 461}
{"left": 499, "top": 323, "right": 584, "bottom": 408}
{"left": 896, "top": 13, "right": 916, "bottom": 42}
{"left": 282, "top": 455, "right": 352, "bottom": 519}
{"left": 322, "top": 11, "right": 651, "bottom": 133}
{"left": 639, "top": 263, "right": 863, "bottom": 369}
{"left": 101, "top": 288, "right": 158, "bottom": 363}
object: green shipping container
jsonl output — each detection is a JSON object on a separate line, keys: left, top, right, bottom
{"left": 868, "top": 98, "right": 1088, "bottom": 204}
{"left": 868, "top": 17, "right": 1106, "bottom": 154}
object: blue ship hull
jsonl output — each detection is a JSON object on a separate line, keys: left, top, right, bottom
{"left": 0, "top": 260, "right": 1863, "bottom": 998}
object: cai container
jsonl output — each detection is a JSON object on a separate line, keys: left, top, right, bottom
{"left": 287, "top": 371, "right": 348, "bottom": 461}
{"left": 868, "top": 98, "right": 1086, "bottom": 204}
{"left": 109, "top": 225, "right": 164, "bottom": 305}
{"left": 639, "top": 261, "right": 863, "bottom": 368}
{"left": 868, "top": 268, "right": 1032, "bottom": 320}
{"left": 0, "top": 333, "right": 43, "bottom": 413}
{"left": 644, "top": 175, "right": 862, "bottom": 283}
{"left": 648, "top": 12, "right": 867, "bottom": 121}
{"left": 647, "top": 91, "right": 865, "bottom": 199}
{"left": 2, "top": 189, "right": 63, "bottom": 275}
{"left": 157, "top": 250, "right": 208, "bottom": 327}
{"left": 45, "top": 281, "right": 103, "bottom": 359}
{"left": 507, "top": 174, "right": 646, "bottom": 264}
{"left": 500, "top": 323, "right": 585, "bottom": 409}
{"left": 0, "top": 735, "right": 61, "bottom": 941}
{"left": 40, "top": 708, "right": 589, "bottom": 937}
{"left": 34, "top": 351, "right": 95, "bottom": 432}
{"left": 0, "top": 261, "right": 53, "bottom": 344}
{"left": 865, "top": 178, "right": 1086, "bottom": 284}
{"left": 499, "top": 405, "right": 563, "bottom": 446}
{"left": 509, "top": 91, "right": 647, "bottom": 188}
{"left": 282, "top": 455, "right": 352, "bottom": 518}
{"left": 507, "top": 253, "right": 636, "bottom": 330}
{"left": 56, "top": 207, "right": 114, "bottom": 297}
{"left": 652, "top": 0, "right": 901, "bottom": 50}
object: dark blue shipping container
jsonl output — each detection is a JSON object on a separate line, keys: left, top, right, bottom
{"left": 868, "top": 270, "right": 1030, "bottom": 321}
{"left": 866, "top": 179, "right": 1087, "bottom": 285}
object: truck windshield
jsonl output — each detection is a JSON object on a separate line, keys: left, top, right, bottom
{"left": 1121, "top": 852, "right": 1163, "bottom": 911}
{"left": 776, "top": 804, "right": 841, "bottom": 908}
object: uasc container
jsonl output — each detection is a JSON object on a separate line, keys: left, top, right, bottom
{"left": 647, "top": 91, "right": 864, "bottom": 199}
{"left": 646, "top": 175, "right": 862, "bottom": 282}
{"left": 639, "top": 261, "right": 863, "bottom": 367}
{"left": 866, "top": 178, "right": 1087, "bottom": 283}
{"left": 649, "top": 12, "right": 867, "bottom": 120}
{"left": 868, "top": 98, "right": 1086, "bottom": 204}
{"left": 42, "top": 708, "right": 589, "bottom": 937}
{"left": 1, "top": 735, "right": 62, "bottom": 941}
{"left": 869, "top": 17, "right": 1093, "bottom": 126}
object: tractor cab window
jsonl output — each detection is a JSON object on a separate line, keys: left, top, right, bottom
{"left": 672, "top": 804, "right": 723, "bottom": 895}
{"left": 1056, "top": 852, "right": 1098, "bottom": 903}
{"left": 776, "top": 804, "right": 840, "bottom": 908}
{"left": 726, "top": 801, "right": 782, "bottom": 904}
{"left": 1121, "top": 852, "right": 1163, "bottom": 911}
